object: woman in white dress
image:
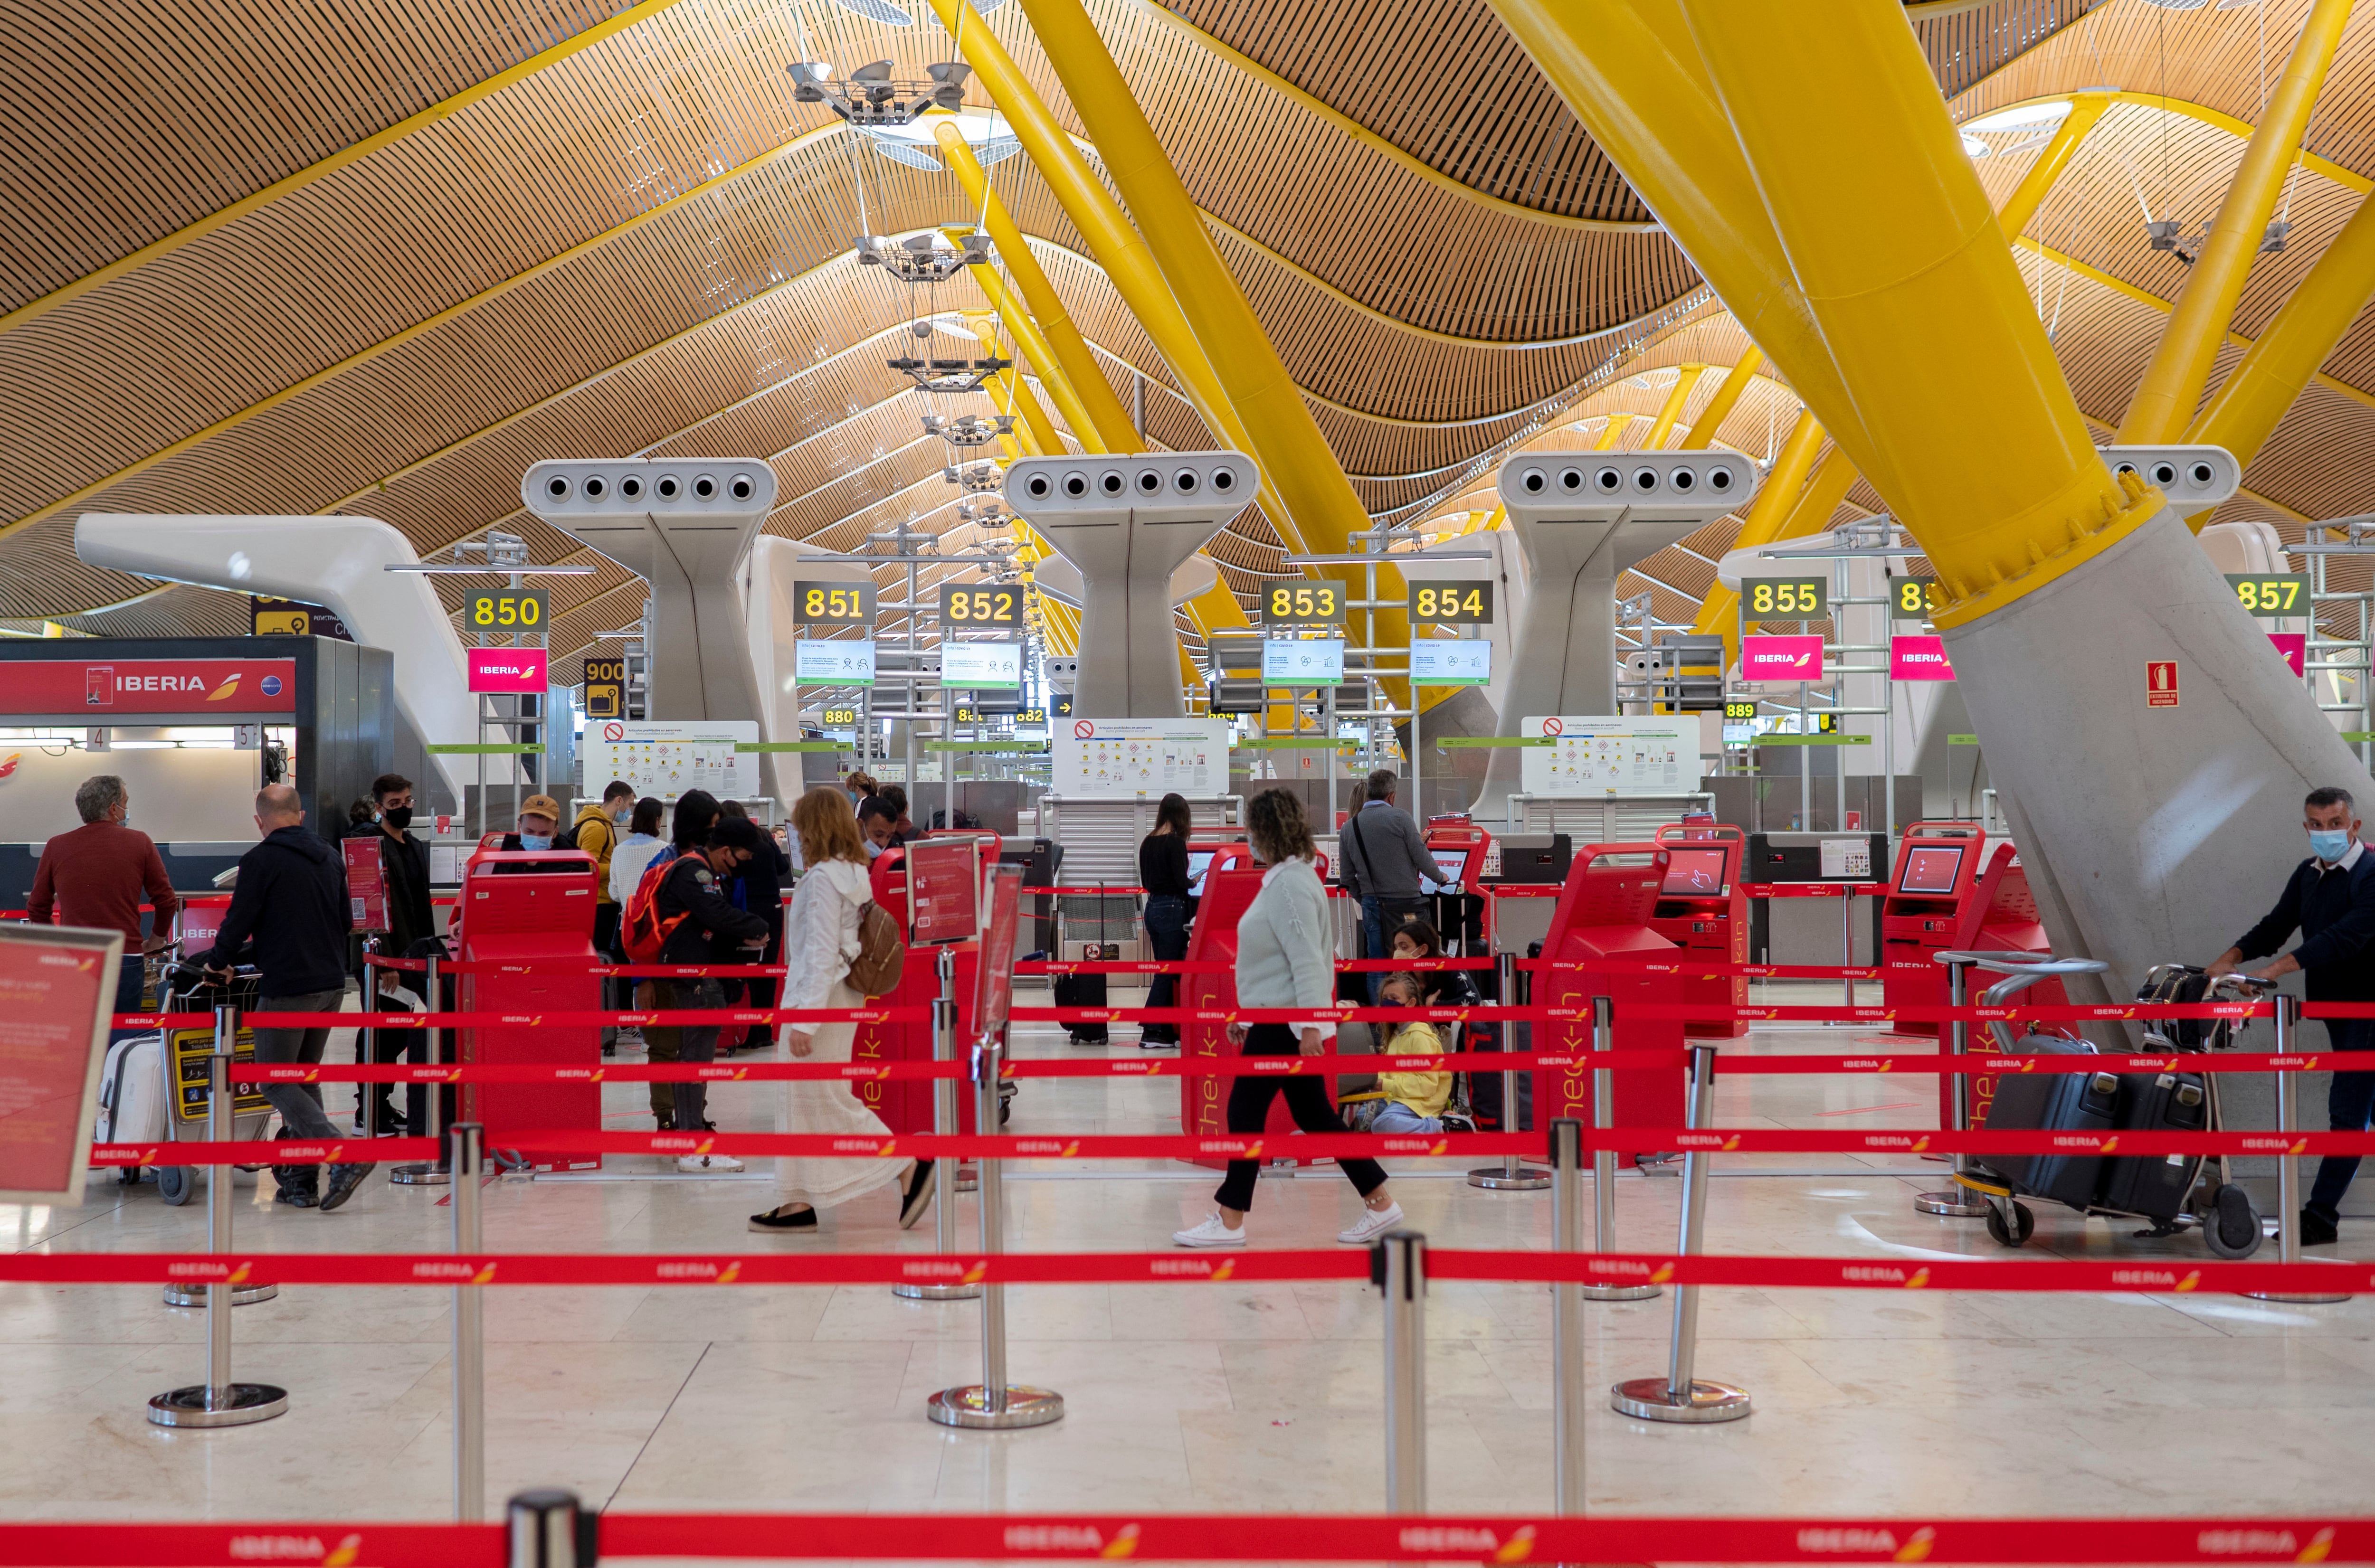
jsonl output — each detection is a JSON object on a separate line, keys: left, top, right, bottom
{"left": 749, "top": 786, "right": 936, "bottom": 1234}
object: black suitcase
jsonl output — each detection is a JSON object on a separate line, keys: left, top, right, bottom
{"left": 2097, "top": 1069, "right": 2209, "bottom": 1221}
{"left": 1975, "top": 1033, "right": 2118, "bottom": 1211}
{"left": 1055, "top": 970, "right": 1108, "bottom": 1045}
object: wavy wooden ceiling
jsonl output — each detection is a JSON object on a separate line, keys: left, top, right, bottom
{"left": 5, "top": 0, "right": 2328, "bottom": 675}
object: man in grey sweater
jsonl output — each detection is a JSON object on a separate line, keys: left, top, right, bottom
{"left": 1340, "top": 769, "right": 1444, "bottom": 1001}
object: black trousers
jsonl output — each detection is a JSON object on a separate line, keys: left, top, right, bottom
{"left": 1214, "top": 1023, "right": 1388, "bottom": 1212}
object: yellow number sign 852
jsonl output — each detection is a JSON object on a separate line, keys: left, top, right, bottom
{"left": 941, "top": 584, "right": 1020, "bottom": 626}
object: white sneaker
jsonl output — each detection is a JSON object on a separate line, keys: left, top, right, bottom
{"left": 1336, "top": 1201, "right": 1406, "bottom": 1245}
{"left": 677, "top": 1153, "right": 745, "bottom": 1173}
{"left": 1171, "top": 1212, "right": 1246, "bottom": 1248}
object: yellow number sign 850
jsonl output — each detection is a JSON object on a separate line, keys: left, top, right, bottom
{"left": 1264, "top": 582, "right": 1341, "bottom": 624}
{"left": 467, "top": 589, "right": 546, "bottom": 630}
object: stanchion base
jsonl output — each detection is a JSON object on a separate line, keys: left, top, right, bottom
{"left": 146, "top": 1383, "right": 289, "bottom": 1428}
{"left": 388, "top": 1163, "right": 450, "bottom": 1187}
{"left": 1467, "top": 1166, "right": 1552, "bottom": 1191}
{"left": 926, "top": 1384, "right": 1064, "bottom": 1429}
{"left": 1913, "top": 1190, "right": 1989, "bottom": 1217}
{"left": 1610, "top": 1377, "right": 1751, "bottom": 1423}
{"left": 892, "top": 1283, "right": 983, "bottom": 1301}
{"left": 1577, "top": 1283, "right": 1662, "bottom": 1302}
{"left": 162, "top": 1283, "right": 276, "bottom": 1308}
{"left": 2242, "top": 1290, "right": 2354, "bottom": 1304}
{"left": 954, "top": 1169, "right": 978, "bottom": 1194}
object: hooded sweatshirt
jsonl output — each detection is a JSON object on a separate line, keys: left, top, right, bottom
{"left": 572, "top": 803, "right": 621, "bottom": 905}
{"left": 197, "top": 826, "right": 350, "bottom": 996}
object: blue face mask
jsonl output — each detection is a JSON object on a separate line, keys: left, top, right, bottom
{"left": 519, "top": 833, "right": 553, "bottom": 852}
{"left": 2310, "top": 828, "right": 2351, "bottom": 863}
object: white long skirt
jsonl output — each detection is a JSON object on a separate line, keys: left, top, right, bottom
{"left": 775, "top": 977, "right": 906, "bottom": 1211}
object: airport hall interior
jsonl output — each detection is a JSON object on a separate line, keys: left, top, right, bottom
{"left": 10, "top": 0, "right": 2375, "bottom": 1563}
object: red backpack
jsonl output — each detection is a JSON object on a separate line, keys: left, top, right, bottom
{"left": 620, "top": 848, "right": 686, "bottom": 963}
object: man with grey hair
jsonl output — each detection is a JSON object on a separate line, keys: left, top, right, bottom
{"left": 1338, "top": 769, "right": 1444, "bottom": 1001}
{"left": 196, "top": 784, "right": 372, "bottom": 1211}
{"left": 29, "top": 774, "right": 178, "bottom": 1039}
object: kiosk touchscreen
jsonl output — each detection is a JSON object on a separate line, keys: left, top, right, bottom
{"left": 1661, "top": 848, "right": 1729, "bottom": 896}
{"left": 1647, "top": 825, "right": 1749, "bottom": 1038}
{"left": 1897, "top": 844, "right": 1966, "bottom": 897}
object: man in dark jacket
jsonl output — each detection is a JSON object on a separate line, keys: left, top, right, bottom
{"left": 198, "top": 784, "right": 372, "bottom": 1211}
{"left": 2210, "top": 784, "right": 2375, "bottom": 1247}
{"left": 1341, "top": 770, "right": 1446, "bottom": 1001}
{"left": 653, "top": 815, "right": 771, "bottom": 1171}
{"left": 638, "top": 791, "right": 722, "bottom": 1132}
{"left": 342, "top": 773, "right": 433, "bottom": 1133}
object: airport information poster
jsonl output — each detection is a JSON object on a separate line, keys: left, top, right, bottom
{"left": 1518, "top": 716, "right": 1694, "bottom": 798}
{"left": 0, "top": 925, "right": 118, "bottom": 1204}
{"left": 582, "top": 720, "right": 760, "bottom": 801}
{"left": 1052, "top": 718, "right": 1230, "bottom": 799}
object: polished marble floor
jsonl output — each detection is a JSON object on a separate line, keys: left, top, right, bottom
{"left": 7, "top": 982, "right": 2373, "bottom": 1545}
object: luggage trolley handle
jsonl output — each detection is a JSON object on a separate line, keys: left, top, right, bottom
{"left": 1972, "top": 956, "right": 2109, "bottom": 1055}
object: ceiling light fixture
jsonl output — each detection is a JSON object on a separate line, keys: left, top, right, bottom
{"left": 788, "top": 59, "right": 970, "bottom": 128}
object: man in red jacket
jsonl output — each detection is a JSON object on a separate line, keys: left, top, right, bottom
{"left": 28, "top": 774, "right": 178, "bottom": 1038}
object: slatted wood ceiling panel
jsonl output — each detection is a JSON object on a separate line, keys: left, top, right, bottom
{"left": 1917, "top": 0, "right": 2108, "bottom": 99}
{"left": 0, "top": 0, "right": 635, "bottom": 309}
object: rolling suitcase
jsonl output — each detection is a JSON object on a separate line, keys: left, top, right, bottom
{"left": 1055, "top": 969, "right": 1108, "bottom": 1045}
{"left": 2097, "top": 1069, "right": 2209, "bottom": 1222}
{"left": 95, "top": 1034, "right": 169, "bottom": 1151}
{"left": 1973, "top": 1033, "right": 2118, "bottom": 1211}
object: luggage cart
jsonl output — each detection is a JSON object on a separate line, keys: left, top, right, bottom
{"left": 147, "top": 963, "right": 276, "bottom": 1208}
{"left": 1961, "top": 961, "right": 2265, "bottom": 1257}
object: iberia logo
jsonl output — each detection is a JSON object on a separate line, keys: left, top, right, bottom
{"left": 205, "top": 675, "right": 241, "bottom": 701}
{"left": 1895, "top": 1526, "right": 1938, "bottom": 1563}
{"left": 0, "top": 752, "right": 19, "bottom": 779}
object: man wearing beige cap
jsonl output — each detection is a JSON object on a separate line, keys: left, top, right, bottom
{"left": 501, "top": 795, "right": 566, "bottom": 853}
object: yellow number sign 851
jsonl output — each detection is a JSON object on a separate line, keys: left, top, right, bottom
{"left": 795, "top": 580, "right": 874, "bottom": 624}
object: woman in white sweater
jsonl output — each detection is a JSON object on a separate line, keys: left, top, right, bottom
{"left": 1173, "top": 789, "right": 1404, "bottom": 1248}
{"left": 749, "top": 787, "right": 934, "bottom": 1235}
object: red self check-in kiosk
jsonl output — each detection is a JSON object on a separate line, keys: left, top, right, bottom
{"left": 1421, "top": 818, "right": 1492, "bottom": 949}
{"left": 1530, "top": 843, "right": 1688, "bottom": 1164}
{"left": 1647, "top": 823, "right": 1748, "bottom": 1038}
{"left": 847, "top": 834, "right": 999, "bottom": 1134}
{"left": 455, "top": 844, "right": 602, "bottom": 1170}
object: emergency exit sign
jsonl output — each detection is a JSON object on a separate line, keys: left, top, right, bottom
{"left": 2147, "top": 661, "right": 2179, "bottom": 708}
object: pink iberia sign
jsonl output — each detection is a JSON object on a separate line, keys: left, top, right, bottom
{"left": 2268, "top": 633, "right": 2306, "bottom": 678}
{"left": 1889, "top": 635, "right": 1955, "bottom": 682}
{"left": 1739, "top": 634, "right": 1824, "bottom": 684}
{"left": 467, "top": 647, "right": 551, "bottom": 694}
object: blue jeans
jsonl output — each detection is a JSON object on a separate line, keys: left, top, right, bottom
{"left": 1359, "top": 897, "right": 1424, "bottom": 1003}
{"left": 1372, "top": 1102, "right": 1444, "bottom": 1135}
{"left": 2308, "top": 1016, "right": 2375, "bottom": 1221}
{"left": 1142, "top": 896, "right": 1189, "bottom": 1042}
{"left": 110, "top": 953, "right": 145, "bottom": 1045}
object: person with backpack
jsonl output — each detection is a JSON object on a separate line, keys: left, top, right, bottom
{"left": 570, "top": 781, "right": 635, "bottom": 1047}
{"left": 750, "top": 786, "right": 933, "bottom": 1234}
{"left": 649, "top": 813, "right": 772, "bottom": 1172}
{"left": 625, "top": 791, "right": 721, "bottom": 1131}
{"left": 1339, "top": 769, "right": 1443, "bottom": 1002}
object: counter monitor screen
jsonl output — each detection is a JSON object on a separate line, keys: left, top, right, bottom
{"left": 1660, "top": 848, "right": 1729, "bottom": 896}
{"left": 1186, "top": 850, "right": 1215, "bottom": 895}
{"left": 1424, "top": 849, "right": 1467, "bottom": 892}
{"left": 1897, "top": 844, "right": 1966, "bottom": 896}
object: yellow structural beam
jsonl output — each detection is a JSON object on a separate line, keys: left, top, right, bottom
{"left": 2118, "top": 0, "right": 2355, "bottom": 444}
{"left": 2185, "top": 189, "right": 2375, "bottom": 512}
{"left": 990, "top": 369, "right": 1067, "bottom": 458}
{"left": 1676, "top": 348, "right": 1761, "bottom": 450}
{"left": 963, "top": 255, "right": 1104, "bottom": 455}
{"left": 933, "top": 121, "right": 1143, "bottom": 453}
{"left": 1994, "top": 94, "right": 2110, "bottom": 240}
{"left": 1593, "top": 413, "right": 1637, "bottom": 451}
{"left": 1014, "top": 0, "right": 1414, "bottom": 689}
{"left": 1650, "top": 0, "right": 2134, "bottom": 631}
{"left": 1689, "top": 409, "right": 1828, "bottom": 669}
{"left": 1641, "top": 365, "right": 1704, "bottom": 449}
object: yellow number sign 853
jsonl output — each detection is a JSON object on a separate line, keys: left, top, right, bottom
{"left": 1264, "top": 582, "right": 1340, "bottom": 623}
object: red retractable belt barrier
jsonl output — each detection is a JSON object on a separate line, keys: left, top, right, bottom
{"left": 1582, "top": 1127, "right": 2375, "bottom": 1156}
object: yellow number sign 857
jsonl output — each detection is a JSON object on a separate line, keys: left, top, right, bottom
{"left": 941, "top": 583, "right": 1021, "bottom": 626}
{"left": 2225, "top": 573, "right": 2307, "bottom": 618}
{"left": 1264, "top": 582, "right": 1341, "bottom": 624}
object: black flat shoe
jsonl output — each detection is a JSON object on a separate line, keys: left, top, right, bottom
{"left": 2302, "top": 1207, "right": 2340, "bottom": 1247}
{"left": 899, "top": 1162, "right": 936, "bottom": 1230}
{"left": 749, "top": 1206, "right": 817, "bottom": 1233}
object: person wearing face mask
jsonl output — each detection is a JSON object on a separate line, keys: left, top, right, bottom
{"left": 342, "top": 774, "right": 433, "bottom": 1131}
{"left": 856, "top": 795, "right": 899, "bottom": 860}
{"left": 651, "top": 814, "right": 773, "bottom": 1171}
{"left": 501, "top": 796, "right": 564, "bottom": 854}
{"left": 29, "top": 774, "right": 177, "bottom": 1041}
{"left": 570, "top": 781, "right": 636, "bottom": 1048}
{"left": 2209, "top": 785, "right": 2375, "bottom": 1247}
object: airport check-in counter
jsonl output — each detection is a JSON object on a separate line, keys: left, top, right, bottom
{"left": 848, "top": 836, "right": 1002, "bottom": 1135}
{"left": 1742, "top": 831, "right": 1892, "bottom": 966}
{"left": 455, "top": 844, "right": 602, "bottom": 1170}
{"left": 1419, "top": 818, "right": 1494, "bottom": 951}
{"left": 1528, "top": 842, "right": 1687, "bottom": 1163}
{"left": 1647, "top": 824, "right": 1748, "bottom": 1038}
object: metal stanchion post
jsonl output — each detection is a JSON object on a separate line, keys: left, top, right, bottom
{"left": 148, "top": 1009, "right": 288, "bottom": 1427}
{"left": 393, "top": 952, "right": 451, "bottom": 1186}
{"left": 1378, "top": 1230, "right": 1427, "bottom": 1513}
{"left": 1916, "top": 954, "right": 1988, "bottom": 1216}
{"left": 1841, "top": 890, "right": 1856, "bottom": 1007}
{"left": 897, "top": 948, "right": 980, "bottom": 1302}
{"left": 506, "top": 1489, "right": 588, "bottom": 1568}
{"left": 2246, "top": 995, "right": 2351, "bottom": 1305}
{"left": 1549, "top": 1119, "right": 1586, "bottom": 1517}
{"left": 1580, "top": 996, "right": 1657, "bottom": 1302}
{"left": 162, "top": 1001, "right": 276, "bottom": 1310}
{"left": 927, "top": 1028, "right": 1063, "bottom": 1428}
{"left": 1471, "top": 952, "right": 1549, "bottom": 1190}
{"left": 1613, "top": 1045, "right": 1749, "bottom": 1422}
{"left": 454, "top": 1123, "right": 487, "bottom": 1520}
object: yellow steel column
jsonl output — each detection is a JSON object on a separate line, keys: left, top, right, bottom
{"left": 1014, "top": 0, "right": 1413, "bottom": 672}
{"left": 962, "top": 253, "right": 1104, "bottom": 454}
{"left": 1994, "top": 94, "right": 2110, "bottom": 240}
{"left": 2185, "top": 190, "right": 2375, "bottom": 511}
{"left": 1592, "top": 413, "right": 1637, "bottom": 451}
{"left": 1640, "top": 365, "right": 1705, "bottom": 450}
{"left": 989, "top": 369, "right": 1067, "bottom": 457}
{"left": 1662, "top": 0, "right": 2131, "bottom": 628}
{"left": 1677, "top": 348, "right": 1762, "bottom": 450}
{"left": 934, "top": 122, "right": 1143, "bottom": 453}
{"left": 1688, "top": 410, "right": 1828, "bottom": 668}
{"left": 1482, "top": 0, "right": 1888, "bottom": 496}
{"left": 2118, "top": 0, "right": 2356, "bottom": 444}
